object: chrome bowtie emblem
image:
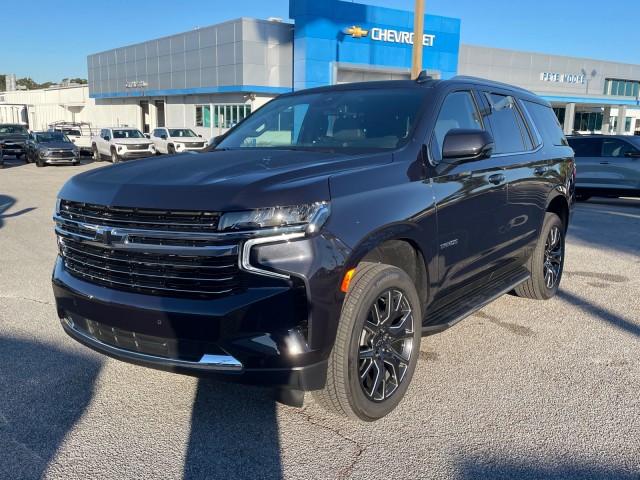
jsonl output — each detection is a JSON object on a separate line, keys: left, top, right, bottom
{"left": 95, "top": 227, "right": 125, "bottom": 246}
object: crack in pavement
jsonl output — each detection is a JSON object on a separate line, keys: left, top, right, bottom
{"left": 290, "top": 406, "right": 367, "bottom": 478}
{"left": 0, "top": 295, "right": 53, "bottom": 306}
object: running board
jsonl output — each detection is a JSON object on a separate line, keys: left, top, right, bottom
{"left": 421, "top": 267, "right": 530, "bottom": 336}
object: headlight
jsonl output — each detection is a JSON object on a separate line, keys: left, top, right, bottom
{"left": 218, "top": 202, "right": 330, "bottom": 234}
{"left": 175, "top": 143, "right": 184, "bottom": 150}
{"left": 40, "top": 149, "right": 51, "bottom": 157}
{"left": 150, "top": 144, "right": 156, "bottom": 150}
{"left": 73, "top": 148, "right": 80, "bottom": 155}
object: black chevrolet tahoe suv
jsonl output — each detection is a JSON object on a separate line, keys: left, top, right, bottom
{"left": 52, "top": 76, "right": 575, "bottom": 421}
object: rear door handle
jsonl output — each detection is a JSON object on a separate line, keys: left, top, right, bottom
{"left": 534, "top": 166, "right": 548, "bottom": 176}
{"left": 488, "top": 173, "right": 506, "bottom": 185}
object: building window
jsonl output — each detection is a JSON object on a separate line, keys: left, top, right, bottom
{"left": 196, "top": 104, "right": 252, "bottom": 128}
{"left": 552, "top": 107, "right": 565, "bottom": 127}
{"left": 574, "top": 112, "right": 602, "bottom": 132}
{"left": 604, "top": 78, "right": 640, "bottom": 97}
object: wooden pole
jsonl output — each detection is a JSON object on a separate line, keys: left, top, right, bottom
{"left": 411, "top": 0, "right": 425, "bottom": 79}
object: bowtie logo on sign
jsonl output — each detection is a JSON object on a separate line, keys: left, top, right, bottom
{"left": 345, "top": 26, "right": 369, "bottom": 38}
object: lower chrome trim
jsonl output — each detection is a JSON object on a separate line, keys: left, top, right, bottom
{"left": 62, "top": 316, "right": 244, "bottom": 372}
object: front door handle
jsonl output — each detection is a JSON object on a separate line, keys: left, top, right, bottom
{"left": 488, "top": 173, "right": 506, "bottom": 185}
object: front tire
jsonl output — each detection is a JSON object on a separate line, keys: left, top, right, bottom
{"left": 312, "top": 262, "right": 422, "bottom": 421}
{"left": 92, "top": 145, "right": 101, "bottom": 162}
{"left": 111, "top": 149, "right": 120, "bottom": 164}
{"left": 515, "top": 212, "right": 565, "bottom": 300}
{"left": 36, "top": 156, "right": 45, "bottom": 167}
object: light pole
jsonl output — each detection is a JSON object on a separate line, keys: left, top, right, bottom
{"left": 411, "top": 0, "right": 425, "bottom": 79}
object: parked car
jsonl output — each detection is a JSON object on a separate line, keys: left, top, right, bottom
{"left": 567, "top": 134, "right": 640, "bottom": 200}
{"left": 150, "top": 127, "right": 207, "bottom": 154}
{"left": 0, "top": 123, "right": 29, "bottom": 164}
{"left": 52, "top": 76, "right": 575, "bottom": 421}
{"left": 25, "top": 131, "right": 81, "bottom": 167}
{"left": 91, "top": 127, "right": 156, "bottom": 163}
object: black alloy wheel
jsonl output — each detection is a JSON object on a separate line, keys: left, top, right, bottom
{"left": 312, "top": 262, "right": 421, "bottom": 421}
{"left": 515, "top": 212, "right": 565, "bottom": 300}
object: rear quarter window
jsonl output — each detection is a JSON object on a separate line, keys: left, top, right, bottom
{"left": 523, "top": 100, "right": 568, "bottom": 147}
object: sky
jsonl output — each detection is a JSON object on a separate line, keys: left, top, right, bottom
{"left": 1, "top": 0, "right": 636, "bottom": 84}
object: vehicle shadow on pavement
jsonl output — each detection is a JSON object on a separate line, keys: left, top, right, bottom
{"left": 459, "top": 458, "right": 637, "bottom": 479}
{"left": 0, "top": 195, "right": 36, "bottom": 229}
{"left": 183, "top": 379, "right": 283, "bottom": 480}
{"left": 0, "top": 336, "right": 101, "bottom": 480}
{"left": 558, "top": 290, "right": 640, "bottom": 337}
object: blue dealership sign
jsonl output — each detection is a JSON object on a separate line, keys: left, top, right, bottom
{"left": 290, "top": 0, "right": 461, "bottom": 90}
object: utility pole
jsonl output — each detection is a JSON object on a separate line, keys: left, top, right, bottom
{"left": 411, "top": 0, "right": 425, "bottom": 79}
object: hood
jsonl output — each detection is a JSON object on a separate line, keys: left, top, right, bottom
{"left": 112, "top": 138, "right": 153, "bottom": 145}
{"left": 0, "top": 134, "right": 28, "bottom": 144}
{"left": 58, "top": 148, "right": 392, "bottom": 211}
{"left": 38, "top": 141, "right": 76, "bottom": 150}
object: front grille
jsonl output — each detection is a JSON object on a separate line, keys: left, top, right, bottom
{"left": 59, "top": 200, "right": 220, "bottom": 232}
{"left": 55, "top": 201, "right": 243, "bottom": 299}
{"left": 128, "top": 144, "right": 151, "bottom": 150}
{"left": 60, "top": 238, "right": 243, "bottom": 298}
{"left": 186, "top": 142, "right": 206, "bottom": 148}
{"left": 49, "top": 150, "right": 75, "bottom": 158}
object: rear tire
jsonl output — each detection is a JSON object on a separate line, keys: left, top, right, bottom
{"left": 312, "top": 262, "right": 422, "bottom": 421}
{"left": 515, "top": 212, "right": 565, "bottom": 300}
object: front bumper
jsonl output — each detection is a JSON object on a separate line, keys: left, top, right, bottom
{"left": 120, "top": 150, "right": 155, "bottom": 159}
{"left": 43, "top": 155, "right": 78, "bottom": 164}
{"left": 51, "top": 234, "right": 343, "bottom": 391}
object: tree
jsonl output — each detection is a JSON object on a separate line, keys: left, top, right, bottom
{"left": 0, "top": 75, "right": 6, "bottom": 92}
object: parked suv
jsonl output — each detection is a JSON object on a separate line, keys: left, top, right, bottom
{"left": 567, "top": 134, "right": 640, "bottom": 200}
{"left": 150, "top": 127, "right": 207, "bottom": 154}
{"left": 52, "top": 76, "right": 575, "bottom": 421}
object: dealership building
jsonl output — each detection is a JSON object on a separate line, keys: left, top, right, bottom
{"left": 2, "top": 0, "right": 640, "bottom": 138}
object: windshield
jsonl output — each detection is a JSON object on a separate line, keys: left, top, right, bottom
{"left": 113, "top": 129, "right": 145, "bottom": 139}
{"left": 36, "top": 132, "right": 71, "bottom": 143}
{"left": 216, "top": 88, "right": 428, "bottom": 153}
{"left": 168, "top": 129, "right": 198, "bottom": 138}
{"left": 0, "top": 125, "right": 28, "bottom": 135}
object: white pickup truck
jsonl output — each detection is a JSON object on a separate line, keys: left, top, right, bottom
{"left": 91, "top": 127, "right": 156, "bottom": 163}
{"left": 48, "top": 121, "right": 93, "bottom": 154}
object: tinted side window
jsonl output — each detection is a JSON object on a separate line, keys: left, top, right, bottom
{"left": 429, "top": 91, "right": 482, "bottom": 163}
{"left": 601, "top": 138, "right": 639, "bottom": 158}
{"left": 522, "top": 100, "right": 568, "bottom": 147}
{"left": 567, "top": 137, "right": 600, "bottom": 157}
{"left": 483, "top": 93, "right": 526, "bottom": 154}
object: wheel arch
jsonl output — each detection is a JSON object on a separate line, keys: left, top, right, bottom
{"left": 344, "top": 225, "right": 433, "bottom": 309}
{"left": 547, "top": 193, "right": 570, "bottom": 232}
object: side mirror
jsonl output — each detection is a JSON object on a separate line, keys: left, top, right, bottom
{"left": 160, "top": 134, "right": 167, "bottom": 140}
{"left": 104, "top": 136, "right": 111, "bottom": 141}
{"left": 442, "top": 129, "right": 494, "bottom": 162}
{"left": 624, "top": 151, "right": 640, "bottom": 158}
{"left": 198, "top": 134, "right": 203, "bottom": 137}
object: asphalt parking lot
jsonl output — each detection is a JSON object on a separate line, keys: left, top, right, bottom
{"left": 1, "top": 156, "right": 639, "bottom": 480}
